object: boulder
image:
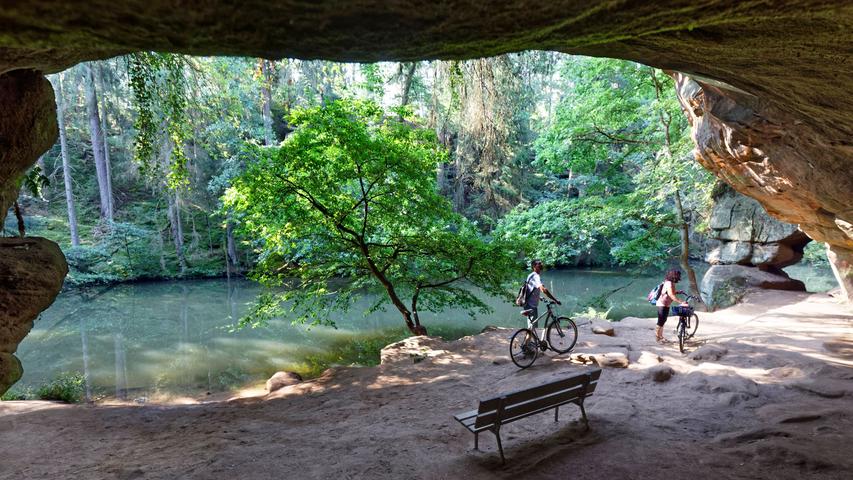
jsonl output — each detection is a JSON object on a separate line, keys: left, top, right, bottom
{"left": 633, "top": 351, "right": 662, "bottom": 368}
{"left": 0, "top": 70, "right": 58, "bottom": 225}
{"left": 646, "top": 364, "right": 675, "bottom": 383}
{"left": 688, "top": 345, "right": 728, "bottom": 362}
{"left": 0, "top": 237, "right": 68, "bottom": 395}
{"left": 589, "top": 352, "right": 629, "bottom": 369}
{"left": 701, "top": 265, "right": 805, "bottom": 309}
{"left": 590, "top": 321, "right": 615, "bottom": 336}
{"left": 266, "top": 371, "right": 303, "bottom": 392}
{"left": 684, "top": 370, "right": 759, "bottom": 397}
{"left": 379, "top": 336, "right": 447, "bottom": 365}
{"left": 705, "top": 185, "right": 810, "bottom": 269}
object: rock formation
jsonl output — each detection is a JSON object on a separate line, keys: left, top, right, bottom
{"left": 702, "top": 185, "right": 810, "bottom": 306}
{"left": 0, "top": 237, "right": 68, "bottom": 393}
{"left": 706, "top": 185, "right": 811, "bottom": 269}
{"left": 0, "top": 1, "right": 851, "bottom": 393}
{"left": 0, "top": 70, "right": 57, "bottom": 226}
{"left": 674, "top": 73, "right": 852, "bottom": 300}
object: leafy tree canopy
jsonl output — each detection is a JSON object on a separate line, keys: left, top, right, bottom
{"left": 226, "top": 99, "right": 524, "bottom": 333}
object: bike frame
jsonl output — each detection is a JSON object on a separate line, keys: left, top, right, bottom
{"left": 525, "top": 300, "right": 558, "bottom": 342}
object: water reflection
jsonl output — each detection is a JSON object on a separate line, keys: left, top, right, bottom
{"left": 15, "top": 264, "right": 834, "bottom": 398}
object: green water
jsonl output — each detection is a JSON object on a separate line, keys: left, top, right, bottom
{"left": 13, "top": 265, "right": 834, "bottom": 399}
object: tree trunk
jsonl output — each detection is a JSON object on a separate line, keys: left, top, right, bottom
{"left": 55, "top": 74, "right": 81, "bottom": 246}
{"left": 261, "top": 59, "right": 274, "bottom": 146}
{"left": 226, "top": 212, "right": 239, "bottom": 274}
{"left": 96, "top": 64, "right": 114, "bottom": 217}
{"left": 358, "top": 240, "right": 427, "bottom": 335}
{"left": 400, "top": 62, "right": 417, "bottom": 108}
{"left": 80, "top": 315, "right": 92, "bottom": 402}
{"left": 157, "top": 226, "right": 167, "bottom": 273}
{"left": 113, "top": 331, "right": 127, "bottom": 400}
{"left": 167, "top": 191, "right": 187, "bottom": 274}
{"left": 651, "top": 68, "right": 702, "bottom": 306}
{"left": 83, "top": 63, "right": 113, "bottom": 224}
{"left": 13, "top": 201, "right": 24, "bottom": 237}
{"left": 674, "top": 190, "right": 702, "bottom": 301}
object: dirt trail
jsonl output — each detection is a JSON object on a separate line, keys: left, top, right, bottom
{"left": 1, "top": 290, "right": 851, "bottom": 480}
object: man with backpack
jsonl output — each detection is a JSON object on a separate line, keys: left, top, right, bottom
{"left": 517, "top": 259, "right": 561, "bottom": 327}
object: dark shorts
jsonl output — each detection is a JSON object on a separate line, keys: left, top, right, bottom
{"left": 656, "top": 306, "right": 669, "bottom": 327}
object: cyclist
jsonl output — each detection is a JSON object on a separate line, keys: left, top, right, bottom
{"left": 655, "top": 268, "right": 688, "bottom": 343}
{"left": 522, "top": 259, "right": 561, "bottom": 329}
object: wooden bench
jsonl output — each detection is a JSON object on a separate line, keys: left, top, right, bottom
{"left": 453, "top": 368, "right": 602, "bottom": 463}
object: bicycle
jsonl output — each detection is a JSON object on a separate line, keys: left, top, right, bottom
{"left": 509, "top": 299, "right": 578, "bottom": 369}
{"left": 671, "top": 294, "right": 700, "bottom": 353}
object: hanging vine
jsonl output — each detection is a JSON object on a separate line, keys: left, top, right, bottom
{"left": 127, "top": 52, "right": 191, "bottom": 188}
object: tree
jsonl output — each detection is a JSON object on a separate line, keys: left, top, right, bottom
{"left": 83, "top": 62, "right": 114, "bottom": 223}
{"left": 53, "top": 73, "right": 81, "bottom": 246}
{"left": 259, "top": 59, "right": 275, "bottom": 146}
{"left": 226, "top": 99, "right": 521, "bottom": 335}
{"left": 531, "top": 57, "right": 713, "bottom": 280}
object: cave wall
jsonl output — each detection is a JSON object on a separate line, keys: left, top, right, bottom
{"left": 675, "top": 74, "right": 853, "bottom": 298}
{"left": 0, "top": 1, "right": 851, "bottom": 393}
{"left": 0, "top": 70, "right": 67, "bottom": 393}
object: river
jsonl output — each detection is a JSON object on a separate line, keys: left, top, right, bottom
{"left": 13, "top": 264, "right": 836, "bottom": 400}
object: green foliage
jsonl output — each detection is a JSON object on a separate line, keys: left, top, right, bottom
{"left": 227, "top": 99, "right": 522, "bottom": 330}
{"left": 572, "top": 306, "right": 612, "bottom": 321}
{"left": 36, "top": 372, "right": 85, "bottom": 403}
{"left": 1, "top": 386, "right": 33, "bottom": 401}
{"left": 18, "top": 165, "right": 50, "bottom": 198}
{"left": 802, "top": 241, "right": 829, "bottom": 267}
{"left": 359, "top": 63, "right": 385, "bottom": 99}
{"left": 128, "top": 52, "right": 191, "bottom": 187}
{"left": 290, "top": 324, "right": 481, "bottom": 378}
{"left": 496, "top": 196, "right": 678, "bottom": 267}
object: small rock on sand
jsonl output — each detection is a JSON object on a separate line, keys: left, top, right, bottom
{"left": 647, "top": 364, "right": 675, "bottom": 382}
{"left": 266, "top": 371, "right": 303, "bottom": 392}
{"left": 688, "top": 344, "right": 728, "bottom": 361}
{"left": 591, "top": 321, "right": 615, "bottom": 336}
{"left": 591, "top": 352, "right": 629, "bottom": 368}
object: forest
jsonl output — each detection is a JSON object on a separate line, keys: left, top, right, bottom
{"left": 7, "top": 52, "right": 827, "bottom": 332}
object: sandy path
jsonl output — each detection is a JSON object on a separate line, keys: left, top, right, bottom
{"left": 1, "top": 290, "right": 851, "bottom": 480}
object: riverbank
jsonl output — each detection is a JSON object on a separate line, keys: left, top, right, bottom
{"left": 1, "top": 289, "right": 851, "bottom": 479}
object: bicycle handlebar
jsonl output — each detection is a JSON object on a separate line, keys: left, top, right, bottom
{"left": 682, "top": 294, "right": 701, "bottom": 303}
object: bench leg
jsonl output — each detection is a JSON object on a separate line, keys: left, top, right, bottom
{"left": 555, "top": 406, "right": 559, "bottom": 422}
{"left": 493, "top": 428, "right": 505, "bottom": 465}
{"left": 579, "top": 400, "right": 589, "bottom": 430}
{"left": 474, "top": 432, "right": 479, "bottom": 450}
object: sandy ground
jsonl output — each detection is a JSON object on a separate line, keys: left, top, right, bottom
{"left": 1, "top": 289, "right": 852, "bottom": 480}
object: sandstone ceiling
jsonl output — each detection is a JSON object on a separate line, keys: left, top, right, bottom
{"left": 1, "top": 1, "right": 851, "bottom": 133}
{"left": 0, "top": 0, "right": 852, "bottom": 392}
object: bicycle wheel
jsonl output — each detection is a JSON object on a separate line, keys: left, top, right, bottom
{"left": 677, "top": 320, "right": 688, "bottom": 353}
{"left": 546, "top": 317, "right": 578, "bottom": 354}
{"left": 510, "top": 329, "right": 539, "bottom": 368}
{"left": 687, "top": 313, "right": 699, "bottom": 338}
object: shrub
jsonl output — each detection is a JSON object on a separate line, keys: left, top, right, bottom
{"left": 802, "top": 241, "right": 829, "bottom": 267}
{"left": 36, "top": 372, "right": 85, "bottom": 403}
{"left": 1, "top": 387, "right": 33, "bottom": 401}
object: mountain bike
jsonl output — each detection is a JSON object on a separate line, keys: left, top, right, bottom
{"left": 671, "top": 294, "right": 700, "bottom": 353}
{"left": 509, "top": 299, "right": 578, "bottom": 369}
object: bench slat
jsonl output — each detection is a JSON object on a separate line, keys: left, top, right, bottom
{"left": 453, "top": 408, "right": 478, "bottom": 422}
{"left": 477, "top": 369, "right": 600, "bottom": 413}
{"left": 474, "top": 383, "right": 594, "bottom": 428}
